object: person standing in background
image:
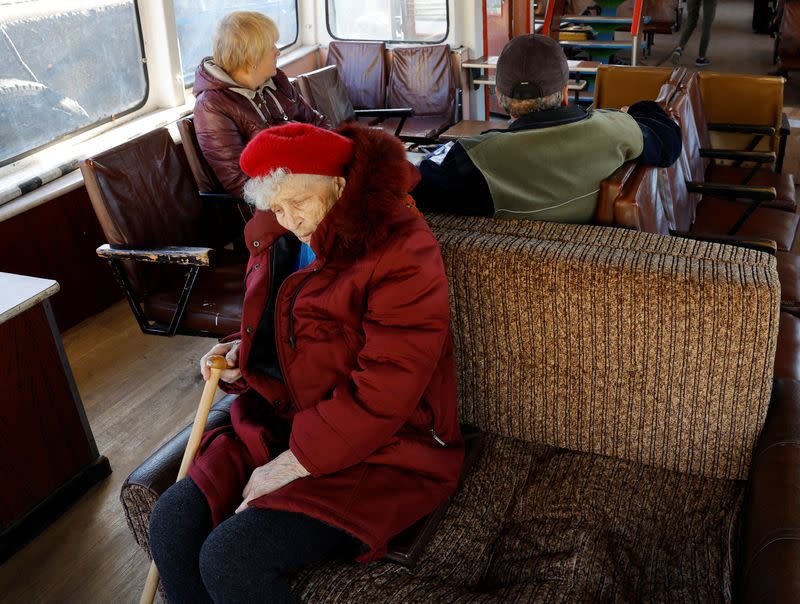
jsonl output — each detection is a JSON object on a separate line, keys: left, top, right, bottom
{"left": 669, "top": 0, "right": 717, "bottom": 67}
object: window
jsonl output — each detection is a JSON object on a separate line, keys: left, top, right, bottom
{"left": 327, "top": 0, "right": 448, "bottom": 43}
{"left": 0, "top": 0, "right": 148, "bottom": 167}
{"left": 174, "top": 0, "right": 299, "bottom": 87}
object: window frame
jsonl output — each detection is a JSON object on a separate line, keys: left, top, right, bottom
{"left": 324, "top": 0, "right": 450, "bottom": 45}
{"left": 0, "top": 0, "right": 151, "bottom": 169}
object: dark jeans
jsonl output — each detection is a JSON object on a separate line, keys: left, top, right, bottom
{"left": 149, "top": 478, "right": 360, "bottom": 604}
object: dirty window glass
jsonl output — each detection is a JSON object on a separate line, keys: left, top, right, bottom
{"left": 327, "top": 0, "right": 448, "bottom": 42}
{"left": 175, "top": 0, "right": 299, "bottom": 87}
{"left": 0, "top": 0, "right": 148, "bottom": 166}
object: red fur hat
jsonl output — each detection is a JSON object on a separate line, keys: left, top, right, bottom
{"left": 239, "top": 123, "right": 354, "bottom": 178}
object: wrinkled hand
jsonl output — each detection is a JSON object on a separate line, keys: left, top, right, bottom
{"left": 200, "top": 340, "right": 242, "bottom": 383}
{"left": 235, "top": 450, "right": 310, "bottom": 514}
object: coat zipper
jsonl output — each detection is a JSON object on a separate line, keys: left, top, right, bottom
{"left": 262, "top": 87, "right": 289, "bottom": 122}
{"left": 287, "top": 269, "right": 318, "bottom": 349}
{"left": 274, "top": 266, "right": 319, "bottom": 409}
{"left": 430, "top": 428, "right": 447, "bottom": 447}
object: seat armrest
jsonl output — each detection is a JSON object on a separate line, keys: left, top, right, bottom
{"left": 707, "top": 123, "right": 777, "bottom": 136}
{"left": 96, "top": 244, "right": 215, "bottom": 266}
{"left": 121, "top": 396, "right": 236, "bottom": 556}
{"left": 739, "top": 379, "right": 800, "bottom": 602}
{"left": 699, "top": 149, "right": 776, "bottom": 163}
{"left": 124, "top": 396, "right": 236, "bottom": 498}
{"left": 354, "top": 107, "right": 415, "bottom": 119}
{"left": 686, "top": 182, "right": 777, "bottom": 201}
{"left": 670, "top": 230, "right": 777, "bottom": 254}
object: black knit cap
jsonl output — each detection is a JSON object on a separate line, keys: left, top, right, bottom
{"left": 495, "top": 34, "right": 569, "bottom": 99}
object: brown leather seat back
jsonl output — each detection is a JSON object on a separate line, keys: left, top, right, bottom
{"left": 80, "top": 128, "right": 212, "bottom": 294}
{"left": 177, "top": 117, "right": 224, "bottom": 194}
{"left": 779, "top": 1, "right": 800, "bottom": 69}
{"left": 326, "top": 41, "right": 387, "bottom": 109}
{"left": 684, "top": 74, "right": 713, "bottom": 150}
{"left": 294, "top": 65, "right": 356, "bottom": 126}
{"left": 670, "top": 87, "right": 706, "bottom": 187}
{"left": 387, "top": 44, "right": 455, "bottom": 118}
{"left": 613, "top": 165, "right": 672, "bottom": 234}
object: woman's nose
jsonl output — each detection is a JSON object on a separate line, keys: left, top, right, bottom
{"left": 285, "top": 212, "right": 301, "bottom": 230}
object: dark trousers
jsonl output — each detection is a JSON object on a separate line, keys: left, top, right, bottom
{"left": 149, "top": 478, "right": 360, "bottom": 604}
{"left": 679, "top": 0, "right": 718, "bottom": 56}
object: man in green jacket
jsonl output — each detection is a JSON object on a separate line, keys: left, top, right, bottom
{"left": 413, "top": 35, "right": 682, "bottom": 222}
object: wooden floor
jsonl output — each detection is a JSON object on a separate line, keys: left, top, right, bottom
{"left": 1, "top": 2, "right": 799, "bottom": 602}
{"left": 0, "top": 302, "right": 215, "bottom": 603}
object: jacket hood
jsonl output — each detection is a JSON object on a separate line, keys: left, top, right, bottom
{"left": 245, "top": 124, "right": 419, "bottom": 264}
{"left": 193, "top": 57, "right": 281, "bottom": 99}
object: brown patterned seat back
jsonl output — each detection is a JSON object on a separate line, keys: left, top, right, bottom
{"left": 294, "top": 65, "right": 356, "bottom": 126}
{"left": 427, "top": 215, "right": 779, "bottom": 481}
{"left": 326, "top": 41, "right": 387, "bottom": 109}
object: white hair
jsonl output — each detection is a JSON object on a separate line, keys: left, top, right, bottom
{"left": 243, "top": 167, "right": 291, "bottom": 211}
{"left": 243, "top": 169, "right": 340, "bottom": 211}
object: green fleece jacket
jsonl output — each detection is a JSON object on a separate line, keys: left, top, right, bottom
{"left": 459, "top": 110, "right": 643, "bottom": 222}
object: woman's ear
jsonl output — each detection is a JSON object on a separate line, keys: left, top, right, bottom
{"left": 332, "top": 176, "right": 346, "bottom": 199}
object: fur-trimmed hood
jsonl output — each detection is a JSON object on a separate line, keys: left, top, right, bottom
{"left": 245, "top": 123, "right": 421, "bottom": 263}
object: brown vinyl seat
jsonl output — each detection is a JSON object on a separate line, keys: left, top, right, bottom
{"left": 80, "top": 128, "right": 245, "bottom": 337}
{"left": 293, "top": 65, "right": 413, "bottom": 135}
{"left": 176, "top": 116, "right": 253, "bottom": 227}
{"left": 325, "top": 40, "right": 387, "bottom": 112}
{"left": 593, "top": 65, "right": 677, "bottom": 109}
{"left": 776, "top": 0, "right": 800, "bottom": 72}
{"left": 684, "top": 73, "right": 795, "bottom": 211}
{"left": 776, "top": 312, "right": 800, "bottom": 379}
{"left": 378, "top": 44, "right": 457, "bottom": 142}
{"left": 665, "top": 77, "right": 799, "bottom": 250}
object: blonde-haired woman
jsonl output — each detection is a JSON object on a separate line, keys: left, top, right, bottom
{"left": 193, "top": 11, "right": 331, "bottom": 198}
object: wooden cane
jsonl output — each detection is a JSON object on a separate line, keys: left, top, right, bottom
{"left": 139, "top": 354, "right": 229, "bottom": 604}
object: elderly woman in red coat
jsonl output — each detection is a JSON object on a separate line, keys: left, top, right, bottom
{"left": 148, "top": 122, "right": 463, "bottom": 603}
{"left": 193, "top": 11, "right": 330, "bottom": 198}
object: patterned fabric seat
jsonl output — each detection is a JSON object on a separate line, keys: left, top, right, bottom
{"left": 292, "top": 435, "right": 742, "bottom": 602}
{"left": 122, "top": 215, "right": 783, "bottom": 602}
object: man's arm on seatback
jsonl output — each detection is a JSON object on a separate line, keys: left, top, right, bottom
{"left": 627, "top": 100, "right": 682, "bottom": 167}
{"left": 412, "top": 142, "right": 494, "bottom": 216}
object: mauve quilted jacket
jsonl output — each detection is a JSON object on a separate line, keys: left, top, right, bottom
{"left": 188, "top": 123, "right": 463, "bottom": 562}
{"left": 192, "top": 59, "right": 331, "bottom": 197}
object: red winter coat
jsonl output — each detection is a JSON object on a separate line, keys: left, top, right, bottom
{"left": 193, "top": 59, "right": 331, "bottom": 197}
{"left": 188, "top": 123, "right": 463, "bottom": 562}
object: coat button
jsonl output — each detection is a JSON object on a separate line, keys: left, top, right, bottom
{"left": 253, "top": 240, "right": 260, "bottom": 248}
{"left": 245, "top": 326, "right": 252, "bottom": 334}
{"left": 253, "top": 263, "right": 260, "bottom": 270}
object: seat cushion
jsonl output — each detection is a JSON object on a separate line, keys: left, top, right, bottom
{"left": 692, "top": 196, "right": 800, "bottom": 251}
{"left": 291, "top": 434, "right": 742, "bottom": 602}
{"left": 775, "top": 312, "right": 800, "bottom": 379}
{"left": 142, "top": 250, "right": 245, "bottom": 336}
{"left": 705, "top": 164, "right": 796, "bottom": 211}
{"left": 377, "top": 116, "right": 453, "bottom": 140}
